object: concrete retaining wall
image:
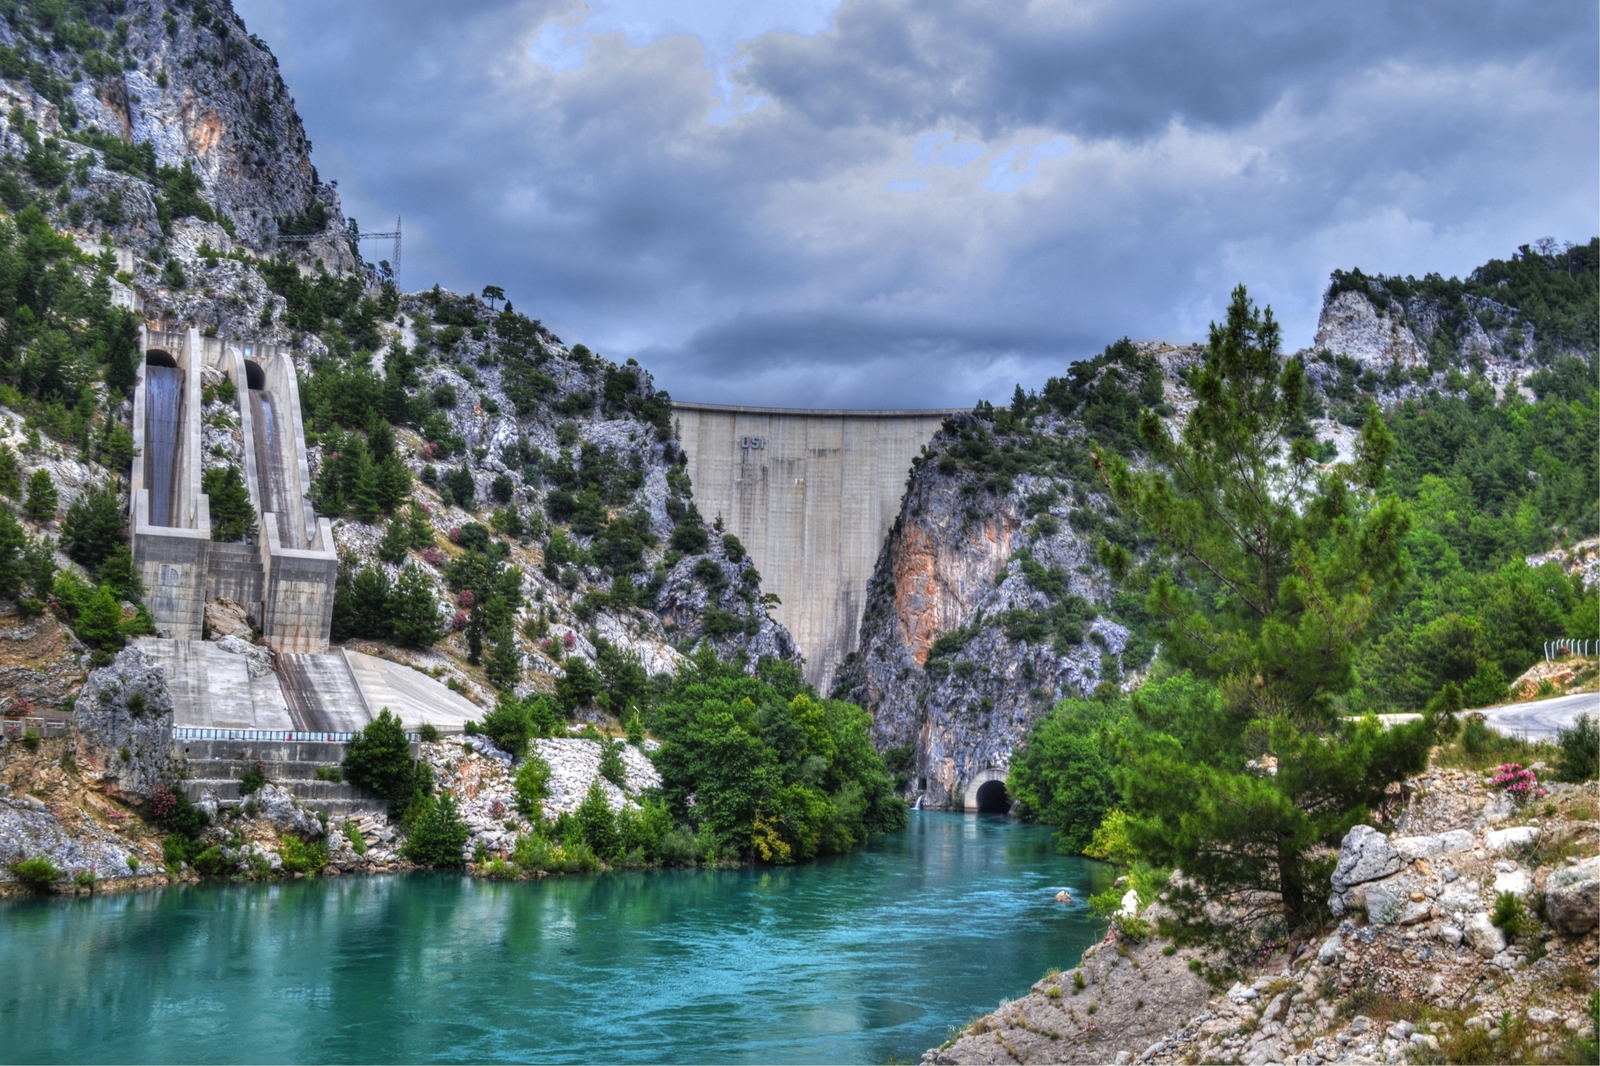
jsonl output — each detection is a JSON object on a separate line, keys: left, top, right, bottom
{"left": 673, "top": 402, "right": 958, "bottom": 689}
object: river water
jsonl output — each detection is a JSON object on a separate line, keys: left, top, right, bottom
{"left": 0, "top": 813, "right": 1112, "bottom": 1064}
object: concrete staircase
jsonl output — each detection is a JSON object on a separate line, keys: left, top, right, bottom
{"left": 178, "top": 737, "right": 387, "bottom": 819}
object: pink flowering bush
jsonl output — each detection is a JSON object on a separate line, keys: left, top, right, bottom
{"left": 448, "top": 526, "right": 462, "bottom": 543}
{"left": 1490, "top": 762, "right": 1546, "bottom": 803}
{"left": 422, "top": 441, "right": 439, "bottom": 459}
{"left": 150, "top": 786, "right": 177, "bottom": 821}
{"left": 421, "top": 547, "right": 445, "bottom": 567}
{"left": 452, "top": 610, "right": 469, "bottom": 631}
{"left": 561, "top": 631, "right": 577, "bottom": 650}
{"left": 456, "top": 590, "right": 475, "bottom": 609}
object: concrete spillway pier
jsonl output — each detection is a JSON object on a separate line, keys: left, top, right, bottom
{"left": 672, "top": 402, "right": 959, "bottom": 689}
{"left": 131, "top": 329, "right": 211, "bottom": 638}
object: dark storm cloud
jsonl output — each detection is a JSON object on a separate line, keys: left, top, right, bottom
{"left": 234, "top": 0, "right": 1596, "bottom": 408}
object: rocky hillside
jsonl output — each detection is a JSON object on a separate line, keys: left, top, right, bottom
{"left": 0, "top": 0, "right": 797, "bottom": 725}
{"left": 838, "top": 242, "right": 1598, "bottom": 810}
{"left": 926, "top": 766, "right": 1599, "bottom": 1065}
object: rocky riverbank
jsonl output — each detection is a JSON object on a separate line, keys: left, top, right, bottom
{"left": 926, "top": 765, "right": 1599, "bottom": 1065}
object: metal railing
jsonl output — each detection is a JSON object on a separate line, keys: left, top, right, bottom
{"left": 1544, "top": 639, "right": 1596, "bottom": 661}
{"left": 172, "top": 728, "right": 421, "bottom": 743}
{"left": 2, "top": 717, "right": 69, "bottom": 740}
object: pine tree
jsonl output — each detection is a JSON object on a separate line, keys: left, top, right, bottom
{"left": 23, "top": 468, "right": 56, "bottom": 521}
{"left": 402, "top": 792, "right": 470, "bottom": 867}
{"left": 485, "top": 624, "right": 521, "bottom": 690}
{"left": 202, "top": 465, "right": 257, "bottom": 542}
{"left": 389, "top": 565, "right": 443, "bottom": 648}
{"left": 1098, "top": 285, "right": 1436, "bottom": 925}
{"left": 377, "top": 517, "right": 410, "bottom": 564}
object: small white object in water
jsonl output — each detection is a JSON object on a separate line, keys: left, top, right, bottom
{"left": 1055, "top": 890, "right": 1073, "bottom": 903}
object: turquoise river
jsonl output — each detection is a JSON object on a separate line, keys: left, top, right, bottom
{"left": 0, "top": 812, "right": 1113, "bottom": 1063}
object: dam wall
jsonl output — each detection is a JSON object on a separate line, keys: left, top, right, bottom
{"left": 673, "top": 402, "right": 959, "bottom": 690}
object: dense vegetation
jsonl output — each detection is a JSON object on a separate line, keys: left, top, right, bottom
{"left": 1010, "top": 266, "right": 1598, "bottom": 932}
{"left": 1328, "top": 238, "right": 1597, "bottom": 361}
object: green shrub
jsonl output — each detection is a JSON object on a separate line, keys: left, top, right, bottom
{"left": 513, "top": 752, "right": 552, "bottom": 821}
{"left": 402, "top": 792, "right": 469, "bottom": 867}
{"left": 9, "top": 855, "right": 59, "bottom": 888}
{"left": 239, "top": 761, "right": 267, "bottom": 795}
{"left": 657, "top": 827, "right": 699, "bottom": 866}
{"left": 280, "top": 836, "right": 328, "bottom": 875}
{"left": 479, "top": 697, "right": 534, "bottom": 758}
{"left": 344, "top": 709, "right": 430, "bottom": 811}
{"left": 20, "top": 726, "right": 39, "bottom": 751}
{"left": 342, "top": 820, "right": 367, "bottom": 856}
{"left": 315, "top": 766, "right": 343, "bottom": 783}
{"left": 575, "top": 780, "right": 619, "bottom": 861}
{"left": 1555, "top": 714, "right": 1599, "bottom": 783}
{"left": 597, "top": 736, "right": 627, "bottom": 789}
{"left": 417, "top": 722, "right": 440, "bottom": 742}
{"left": 190, "top": 846, "right": 229, "bottom": 877}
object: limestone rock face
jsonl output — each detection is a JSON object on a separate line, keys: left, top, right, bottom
{"left": 834, "top": 406, "right": 1133, "bottom": 809}
{"left": 0, "top": 606, "right": 87, "bottom": 713}
{"left": 71, "top": 646, "right": 179, "bottom": 803}
{"left": 1331, "top": 825, "right": 1402, "bottom": 893}
{"left": 1314, "top": 290, "right": 1429, "bottom": 367}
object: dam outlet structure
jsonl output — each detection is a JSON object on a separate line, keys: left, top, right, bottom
{"left": 129, "top": 330, "right": 479, "bottom": 767}
{"left": 672, "top": 402, "right": 960, "bottom": 690}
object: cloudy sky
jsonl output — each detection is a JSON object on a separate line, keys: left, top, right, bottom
{"left": 233, "top": 0, "right": 1596, "bottom": 409}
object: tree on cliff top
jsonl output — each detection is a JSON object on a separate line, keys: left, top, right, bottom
{"left": 1097, "top": 285, "right": 1439, "bottom": 926}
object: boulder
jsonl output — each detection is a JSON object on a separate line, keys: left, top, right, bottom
{"left": 1331, "top": 825, "right": 1401, "bottom": 892}
{"left": 204, "top": 599, "right": 253, "bottom": 641}
{"left": 247, "top": 783, "right": 324, "bottom": 838}
{"left": 1317, "top": 935, "right": 1343, "bottom": 966}
{"left": 1484, "top": 826, "right": 1539, "bottom": 853}
{"left": 1492, "top": 868, "right": 1531, "bottom": 897}
{"left": 1464, "top": 912, "right": 1506, "bottom": 958}
{"left": 1392, "top": 830, "right": 1474, "bottom": 861}
{"left": 214, "top": 635, "right": 274, "bottom": 678}
{"left": 1364, "top": 881, "right": 1406, "bottom": 924}
{"left": 71, "top": 646, "right": 178, "bottom": 802}
{"left": 1545, "top": 878, "right": 1599, "bottom": 936}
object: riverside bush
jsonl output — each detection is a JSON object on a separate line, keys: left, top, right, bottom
{"left": 9, "top": 855, "right": 59, "bottom": 888}
{"left": 343, "top": 709, "right": 431, "bottom": 813}
{"left": 648, "top": 649, "right": 905, "bottom": 863}
{"left": 513, "top": 752, "right": 552, "bottom": 821}
{"left": 403, "top": 792, "right": 469, "bottom": 867}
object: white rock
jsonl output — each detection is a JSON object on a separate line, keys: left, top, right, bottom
{"left": 1492, "top": 869, "right": 1532, "bottom": 897}
{"left": 1331, "top": 825, "right": 1402, "bottom": 891}
{"left": 1464, "top": 912, "right": 1506, "bottom": 958}
{"left": 1392, "top": 830, "right": 1474, "bottom": 860}
{"left": 1483, "top": 826, "right": 1539, "bottom": 853}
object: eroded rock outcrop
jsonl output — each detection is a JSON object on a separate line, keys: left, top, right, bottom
{"left": 71, "top": 646, "right": 180, "bottom": 802}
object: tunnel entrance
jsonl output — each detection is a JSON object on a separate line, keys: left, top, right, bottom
{"left": 145, "top": 349, "right": 177, "bottom": 369}
{"left": 244, "top": 359, "right": 266, "bottom": 390}
{"left": 974, "top": 780, "right": 1010, "bottom": 814}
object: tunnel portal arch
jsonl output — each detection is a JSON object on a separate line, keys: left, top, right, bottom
{"left": 145, "top": 349, "right": 177, "bottom": 369}
{"left": 244, "top": 359, "right": 266, "bottom": 390}
{"left": 963, "top": 768, "right": 1011, "bottom": 813}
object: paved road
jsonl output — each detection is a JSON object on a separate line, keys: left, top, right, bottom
{"left": 1479, "top": 691, "right": 1600, "bottom": 742}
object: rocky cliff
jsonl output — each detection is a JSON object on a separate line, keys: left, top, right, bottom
{"left": 840, "top": 249, "right": 1594, "bottom": 808}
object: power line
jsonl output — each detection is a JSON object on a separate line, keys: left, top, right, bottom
{"left": 274, "top": 216, "right": 402, "bottom": 284}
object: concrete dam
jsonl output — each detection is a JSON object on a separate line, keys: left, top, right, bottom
{"left": 672, "top": 402, "right": 960, "bottom": 690}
